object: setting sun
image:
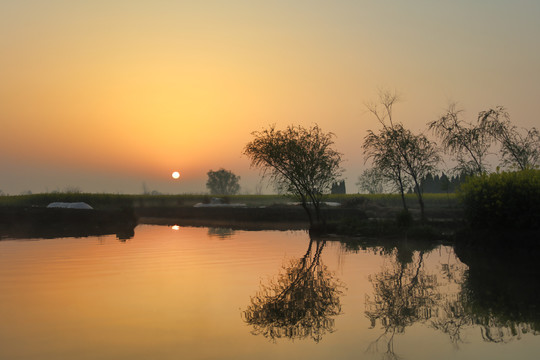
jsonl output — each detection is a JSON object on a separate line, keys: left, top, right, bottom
{"left": 172, "top": 171, "right": 180, "bottom": 179}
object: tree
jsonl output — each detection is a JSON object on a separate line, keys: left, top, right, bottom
{"left": 356, "top": 168, "right": 385, "bottom": 194}
{"left": 330, "top": 180, "right": 346, "bottom": 194}
{"left": 396, "top": 126, "right": 441, "bottom": 220}
{"left": 364, "top": 92, "right": 440, "bottom": 220}
{"left": 363, "top": 127, "right": 410, "bottom": 210}
{"left": 428, "top": 103, "right": 493, "bottom": 176}
{"left": 479, "top": 106, "right": 540, "bottom": 170}
{"left": 206, "top": 168, "right": 240, "bottom": 195}
{"left": 244, "top": 124, "right": 343, "bottom": 231}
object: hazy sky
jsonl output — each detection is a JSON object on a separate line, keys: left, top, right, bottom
{"left": 1, "top": 0, "right": 539, "bottom": 194}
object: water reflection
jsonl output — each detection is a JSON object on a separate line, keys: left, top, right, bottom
{"left": 453, "top": 237, "right": 540, "bottom": 343}
{"left": 365, "top": 249, "right": 438, "bottom": 358}
{"left": 1, "top": 225, "right": 540, "bottom": 358}
{"left": 0, "top": 216, "right": 136, "bottom": 241}
{"left": 362, "top": 234, "right": 540, "bottom": 358}
{"left": 243, "top": 238, "right": 344, "bottom": 343}
{"left": 207, "top": 227, "right": 236, "bottom": 239}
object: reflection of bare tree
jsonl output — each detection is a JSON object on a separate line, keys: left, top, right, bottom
{"left": 430, "top": 293, "right": 470, "bottom": 346}
{"left": 360, "top": 240, "right": 540, "bottom": 357}
{"left": 365, "top": 250, "right": 438, "bottom": 359}
{"left": 242, "top": 239, "right": 344, "bottom": 343}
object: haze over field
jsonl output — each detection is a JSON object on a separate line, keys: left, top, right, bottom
{"left": 1, "top": 0, "right": 539, "bottom": 194}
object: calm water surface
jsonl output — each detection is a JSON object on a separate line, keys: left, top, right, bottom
{"left": 0, "top": 225, "right": 538, "bottom": 359}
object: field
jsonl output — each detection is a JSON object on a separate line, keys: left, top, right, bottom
{"left": 0, "top": 192, "right": 462, "bottom": 219}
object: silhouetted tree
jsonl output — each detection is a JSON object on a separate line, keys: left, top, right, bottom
{"left": 429, "top": 103, "right": 493, "bottom": 176}
{"left": 206, "top": 168, "right": 240, "bottom": 195}
{"left": 363, "top": 92, "right": 409, "bottom": 209}
{"left": 364, "top": 92, "right": 440, "bottom": 221}
{"left": 244, "top": 124, "right": 343, "bottom": 231}
{"left": 479, "top": 106, "right": 540, "bottom": 170}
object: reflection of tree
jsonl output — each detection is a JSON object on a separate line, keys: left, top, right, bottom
{"left": 207, "top": 227, "right": 235, "bottom": 239}
{"left": 243, "top": 239, "right": 344, "bottom": 342}
{"left": 431, "top": 271, "right": 540, "bottom": 345}
{"left": 357, "top": 236, "right": 540, "bottom": 357}
{"left": 365, "top": 250, "right": 438, "bottom": 359}
{"left": 443, "top": 239, "right": 540, "bottom": 344}
{"left": 429, "top": 261, "right": 470, "bottom": 347}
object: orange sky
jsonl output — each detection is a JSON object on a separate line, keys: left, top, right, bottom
{"left": 1, "top": 1, "right": 539, "bottom": 194}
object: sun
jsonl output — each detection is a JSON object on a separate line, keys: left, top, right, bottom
{"left": 171, "top": 171, "right": 180, "bottom": 179}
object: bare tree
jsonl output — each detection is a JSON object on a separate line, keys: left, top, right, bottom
{"left": 479, "top": 106, "right": 540, "bottom": 170}
{"left": 364, "top": 92, "right": 440, "bottom": 221}
{"left": 428, "top": 104, "right": 493, "bottom": 176}
{"left": 395, "top": 125, "right": 441, "bottom": 221}
{"left": 363, "top": 128, "right": 410, "bottom": 210}
{"left": 244, "top": 124, "right": 343, "bottom": 231}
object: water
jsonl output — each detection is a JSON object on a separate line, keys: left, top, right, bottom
{"left": 0, "top": 225, "right": 539, "bottom": 360}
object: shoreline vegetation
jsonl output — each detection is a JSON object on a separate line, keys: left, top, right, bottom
{"left": 1, "top": 169, "right": 537, "bottom": 243}
{"left": 0, "top": 192, "right": 464, "bottom": 240}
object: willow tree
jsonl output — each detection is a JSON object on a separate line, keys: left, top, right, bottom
{"left": 479, "top": 106, "right": 540, "bottom": 170}
{"left": 244, "top": 124, "right": 343, "bottom": 231}
{"left": 428, "top": 104, "right": 493, "bottom": 176}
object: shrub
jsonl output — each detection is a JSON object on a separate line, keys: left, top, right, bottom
{"left": 459, "top": 169, "right": 540, "bottom": 229}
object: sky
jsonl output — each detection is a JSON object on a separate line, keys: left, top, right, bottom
{"left": 1, "top": 0, "right": 539, "bottom": 195}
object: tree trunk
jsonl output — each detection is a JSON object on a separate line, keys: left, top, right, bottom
{"left": 413, "top": 179, "right": 426, "bottom": 222}
{"left": 397, "top": 176, "right": 408, "bottom": 212}
{"left": 301, "top": 201, "right": 313, "bottom": 226}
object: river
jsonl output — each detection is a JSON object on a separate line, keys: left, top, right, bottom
{"left": 0, "top": 225, "right": 538, "bottom": 359}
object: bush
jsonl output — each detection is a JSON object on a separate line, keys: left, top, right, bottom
{"left": 459, "top": 169, "right": 540, "bottom": 229}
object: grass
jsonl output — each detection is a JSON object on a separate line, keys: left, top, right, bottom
{"left": 0, "top": 191, "right": 464, "bottom": 241}
{"left": 327, "top": 193, "right": 459, "bottom": 208}
{"left": 0, "top": 192, "right": 460, "bottom": 212}
{"left": 0, "top": 193, "right": 294, "bottom": 209}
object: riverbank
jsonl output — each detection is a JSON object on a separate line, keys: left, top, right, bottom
{"left": 0, "top": 192, "right": 464, "bottom": 239}
{"left": 0, "top": 206, "right": 137, "bottom": 240}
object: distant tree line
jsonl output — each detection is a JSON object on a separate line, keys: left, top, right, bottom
{"left": 331, "top": 180, "right": 346, "bottom": 194}
{"left": 420, "top": 173, "right": 466, "bottom": 194}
